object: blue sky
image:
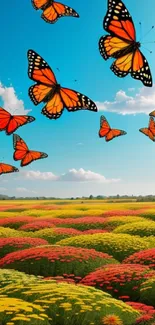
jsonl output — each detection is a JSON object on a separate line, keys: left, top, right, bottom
{"left": 0, "top": 0, "right": 155, "bottom": 197}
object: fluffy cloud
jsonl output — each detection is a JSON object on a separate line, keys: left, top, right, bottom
{"left": 24, "top": 171, "right": 59, "bottom": 181}
{"left": 22, "top": 168, "right": 120, "bottom": 183}
{"left": 96, "top": 85, "right": 155, "bottom": 115}
{"left": 0, "top": 82, "right": 30, "bottom": 114}
{"left": 16, "top": 187, "right": 37, "bottom": 194}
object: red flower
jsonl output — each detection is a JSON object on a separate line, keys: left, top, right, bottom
{"left": 80, "top": 264, "right": 155, "bottom": 301}
{"left": 0, "top": 216, "right": 36, "bottom": 228}
{"left": 0, "top": 246, "right": 114, "bottom": 279}
{"left": 124, "top": 249, "right": 155, "bottom": 269}
{"left": 103, "top": 210, "right": 146, "bottom": 217}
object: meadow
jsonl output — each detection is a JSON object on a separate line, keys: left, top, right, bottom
{"left": 1, "top": 200, "right": 155, "bottom": 324}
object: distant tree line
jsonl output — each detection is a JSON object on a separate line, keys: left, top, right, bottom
{"left": 0, "top": 193, "right": 155, "bottom": 202}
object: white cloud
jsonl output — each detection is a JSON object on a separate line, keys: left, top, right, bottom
{"left": 16, "top": 187, "right": 37, "bottom": 194}
{"left": 59, "top": 168, "right": 120, "bottom": 183}
{"left": 96, "top": 85, "right": 155, "bottom": 115}
{"left": 24, "top": 170, "right": 59, "bottom": 181}
{"left": 0, "top": 187, "right": 7, "bottom": 192}
{"left": 22, "top": 168, "right": 120, "bottom": 184}
{"left": 0, "top": 82, "right": 30, "bottom": 114}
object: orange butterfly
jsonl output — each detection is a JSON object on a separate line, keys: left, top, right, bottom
{"left": 139, "top": 117, "right": 155, "bottom": 142}
{"left": 149, "top": 110, "right": 155, "bottom": 117}
{"left": 32, "top": 0, "right": 79, "bottom": 24}
{"left": 0, "top": 163, "right": 19, "bottom": 176}
{"left": 99, "top": 0, "right": 152, "bottom": 87}
{"left": 27, "top": 50, "right": 97, "bottom": 120}
{"left": 0, "top": 107, "right": 35, "bottom": 135}
{"left": 99, "top": 116, "right": 127, "bottom": 142}
{"left": 13, "top": 134, "right": 48, "bottom": 167}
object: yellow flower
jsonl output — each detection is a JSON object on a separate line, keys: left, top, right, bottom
{"left": 102, "top": 315, "right": 123, "bottom": 325}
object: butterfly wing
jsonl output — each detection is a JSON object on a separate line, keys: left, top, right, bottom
{"left": 139, "top": 117, "right": 155, "bottom": 141}
{"left": 0, "top": 163, "right": 19, "bottom": 176}
{"left": 104, "top": 0, "right": 136, "bottom": 41}
{"left": 32, "top": 0, "right": 48, "bottom": 9}
{"left": 41, "top": 2, "right": 79, "bottom": 24}
{"left": 149, "top": 110, "right": 155, "bottom": 117}
{"left": 7, "top": 115, "right": 35, "bottom": 135}
{"left": 28, "top": 49, "right": 57, "bottom": 104}
{"left": 99, "top": 116, "right": 111, "bottom": 138}
{"left": 0, "top": 107, "right": 11, "bottom": 132}
{"left": 131, "top": 50, "right": 152, "bottom": 87}
{"left": 42, "top": 87, "right": 97, "bottom": 119}
{"left": 13, "top": 134, "right": 29, "bottom": 162}
{"left": 21, "top": 150, "right": 48, "bottom": 167}
{"left": 99, "top": 35, "right": 131, "bottom": 60}
{"left": 105, "top": 129, "right": 127, "bottom": 142}
{"left": 139, "top": 128, "right": 155, "bottom": 142}
{"left": 42, "top": 93, "right": 64, "bottom": 119}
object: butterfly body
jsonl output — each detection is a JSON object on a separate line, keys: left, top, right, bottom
{"left": 42, "top": 83, "right": 61, "bottom": 103}
{"left": 99, "top": 0, "right": 152, "bottom": 87}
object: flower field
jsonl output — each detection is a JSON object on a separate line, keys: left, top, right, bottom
{"left": 1, "top": 200, "right": 155, "bottom": 324}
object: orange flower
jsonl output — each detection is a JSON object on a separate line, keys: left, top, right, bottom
{"left": 102, "top": 315, "right": 123, "bottom": 325}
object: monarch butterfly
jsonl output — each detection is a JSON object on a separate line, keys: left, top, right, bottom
{"left": 139, "top": 117, "right": 155, "bottom": 142}
{"left": 149, "top": 110, "right": 155, "bottom": 117}
{"left": 0, "top": 107, "right": 35, "bottom": 135}
{"left": 0, "top": 163, "right": 19, "bottom": 176}
{"left": 99, "top": 0, "right": 152, "bottom": 87}
{"left": 99, "top": 115, "right": 127, "bottom": 142}
{"left": 31, "top": 0, "right": 79, "bottom": 24}
{"left": 13, "top": 134, "right": 48, "bottom": 167}
{"left": 27, "top": 50, "right": 97, "bottom": 120}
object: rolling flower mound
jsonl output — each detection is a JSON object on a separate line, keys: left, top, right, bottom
{"left": 0, "top": 216, "right": 36, "bottom": 229}
{"left": 0, "top": 269, "right": 38, "bottom": 288}
{"left": 35, "top": 216, "right": 106, "bottom": 231}
{"left": 0, "top": 237, "right": 48, "bottom": 258}
{"left": 103, "top": 210, "right": 146, "bottom": 217}
{"left": 126, "top": 301, "right": 155, "bottom": 324}
{"left": 57, "top": 233, "right": 151, "bottom": 261}
{"left": 0, "top": 295, "right": 48, "bottom": 325}
{"left": 140, "top": 277, "right": 155, "bottom": 306}
{"left": 80, "top": 264, "right": 155, "bottom": 302}
{"left": 2, "top": 281, "right": 139, "bottom": 325}
{"left": 20, "top": 221, "right": 55, "bottom": 231}
{"left": 124, "top": 248, "right": 155, "bottom": 269}
{"left": 32, "top": 227, "right": 82, "bottom": 243}
{"left": 140, "top": 209, "right": 155, "bottom": 221}
{"left": 0, "top": 246, "right": 118, "bottom": 279}
{"left": 0, "top": 226, "right": 32, "bottom": 238}
{"left": 103, "top": 216, "right": 146, "bottom": 231}
{"left": 113, "top": 221, "right": 155, "bottom": 237}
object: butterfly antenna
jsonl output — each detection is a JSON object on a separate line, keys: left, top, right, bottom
{"left": 140, "top": 25, "right": 154, "bottom": 41}
{"left": 141, "top": 45, "right": 152, "bottom": 54}
{"left": 139, "top": 22, "right": 142, "bottom": 41}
